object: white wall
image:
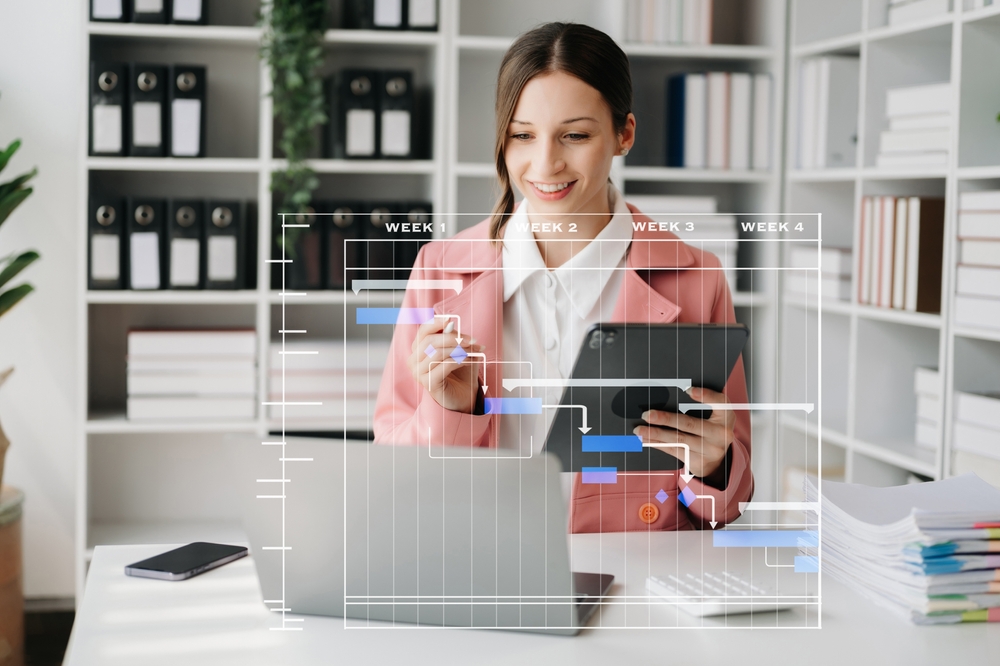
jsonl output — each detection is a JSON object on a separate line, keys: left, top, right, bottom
{"left": 0, "top": 0, "right": 85, "bottom": 598}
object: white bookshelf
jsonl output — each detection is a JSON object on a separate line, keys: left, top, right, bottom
{"left": 779, "top": 0, "right": 1000, "bottom": 495}
{"left": 76, "top": 0, "right": 789, "bottom": 600}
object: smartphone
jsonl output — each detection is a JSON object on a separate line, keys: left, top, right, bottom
{"left": 124, "top": 542, "right": 248, "bottom": 581}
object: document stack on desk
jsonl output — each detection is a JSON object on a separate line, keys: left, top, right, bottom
{"left": 805, "top": 473, "right": 1000, "bottom": 624}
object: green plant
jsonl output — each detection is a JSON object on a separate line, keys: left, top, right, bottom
{"left": 0, "top": 138, "right": 39, "bottom": 319}
{"left": 260, "top": 0, "right": 328, "bottom": 255}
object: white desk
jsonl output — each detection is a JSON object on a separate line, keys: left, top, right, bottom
{"left": 66, "top": 534, "right": 1000, "bottom": 665}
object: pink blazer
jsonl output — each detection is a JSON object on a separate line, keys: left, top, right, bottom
{"left": 373, "top": 206, "right": 753, "bottom": 532}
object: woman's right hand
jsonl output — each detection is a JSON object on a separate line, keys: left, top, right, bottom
{"left": 408, "top": 317, "right": 484, "bottom": 414}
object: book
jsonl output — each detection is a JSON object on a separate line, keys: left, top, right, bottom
{"left": 876, "top": 152, "right": 948, "bottom": 168}
{"left": 879, "top": 128, "right": 950, "bottom": 153}
{"left": 798, "top": 59, "right": 819, "bottom": 169}
{"left": 706, "top": 72, "right": 729, "bottom": 169}
{"left": 959, "top": 240, "right": 1000, "bottom": 267}
{"left": 903, "top": 197, "right": 945, "bottom": 313}
{"left": 955, "top": 392, "right": 1000, "bottom": 432}
{"left": 127, "top": 396, "right": 256, "bottom": 420}
{"left": 955, "top": 295, "right": 1000, "bottom": 329}
{"left": 956, "top": 266, "right": 1000, "bottom": 298}
{"left": 728, "top": 72, "right": 751, "bottom": 170}
{"left": 889, "top": 112, "right": 951, "bottom": 131}
{"left": 892, "top": 197, "right": 909, "bottom": 309}
{"left": 878, "top": 196, "right": 896, "bottom": 308}
{"left": 787, "top": 245, "right": 852, "bottom": 276}
{"left": 127, "top": 370, "right": 256, "bottom": 396}
{"left": 127, "top": 330, "right": 257, "bottom": 357}
{"left": 885, "top": 82, "right": 951, "bottom": 117}
{"left": 815, "top": 56, "right": 860, "bottom": 168}
{"left": 270, "top": 340, "right": 391, "bottom": 371}
{"left": 859, "top": 196, "right": 875, "bottom": 304}
{"left": 960, "top": 190, "right": 1000, "bottom": 211}
{"left": 887, "top": 0, "right": 951, "bottom": 26}
{"left": 958, "top": 212, "right": 1000, "bottom": 239}
{"left": 914, "top": 366, "right": 940, "bottom": 397}
{"left": 751, "top": 73, "right": 771, "bottom": 170}
{"left": 953, "top": 422, "right": 1000, "bottom": 459}
{"left": 915, "top": 418, "right": 938, "bottom": 449}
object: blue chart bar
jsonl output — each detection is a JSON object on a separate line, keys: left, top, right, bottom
{"left": 794, "top": 556, "right": 819, "bottom": 573}
{"left": 484, "top": 398, "right": 543, "bottom": 415}
{"left": 713, "top": 531, "right": 819, "bottom": 548}
{"left": 356, "top": 308, "right": 435, "bottom": 325}
{"left": 581, "top": 435, "right": 643, "bottom": 453}
{"left": 581, "top": 467, "right": 618, "bottom": 484}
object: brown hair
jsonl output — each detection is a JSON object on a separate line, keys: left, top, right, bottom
{"left": 490, "top": 22, "right": 633, "bottom": 240}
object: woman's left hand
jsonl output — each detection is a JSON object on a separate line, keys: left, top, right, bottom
{"left": 632, "top": 387, "right": 735, "bottom": 480}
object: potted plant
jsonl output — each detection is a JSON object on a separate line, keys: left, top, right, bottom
{"left": 0, "top": 136, "right": 40, "bottom": 487}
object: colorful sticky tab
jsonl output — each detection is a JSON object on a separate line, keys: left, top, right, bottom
{"left": 581, "top": 467, "right": 618, "bottom": 484}
{"left": 483, "top": 398, "right": 543, "bottom": 415}
{"left": 355, "top": 307, "right": 436, "bottom": 325}
{"left": 581, "top": 435, "right": 643, "bottom": 452}
{"left": 678, "top": 486, "right": 696, "bottom": 508}
{"left": 712, "top": 531, "right": 819, "bottom": 548}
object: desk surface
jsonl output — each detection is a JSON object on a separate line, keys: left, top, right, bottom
{"left": 67, "top": 533, "right": 1000, "bottom": 666}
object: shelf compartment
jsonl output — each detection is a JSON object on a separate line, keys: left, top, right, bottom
{"left": 622, "top": 167, "right": 774, "bottom": 183}
{"left": 953, "top": 325, "right": 1000, "bottom": 344}
{"left": 852, "top": 439, "right": 937, "bottom": 480}
{"left": 959, "top": 11, "right": 1000, "bottom": 168}
{"left": 300, "top": 159, "right": 436, "bottom": 174}
{"left": 866, "top": 10, "right": 956, "bottom": 42}
{"left": 792, "top": 0, "right": 863, "bottom": 47}
{"left": 266, "top": 291, "right": 403, "bottom": 305}
{"left": 87, "top": 290, "right": 260, "bottom": 305}
{"left": 324, "top": 29, "right": 440, "bottom": 47}
{"left": 624, "top": 43, "right": 776, "bottom": 60}
{"left": 855, "top": 304, "right": 941, "bottom": 329}
{"left": 87, "top": 157, "right": 262, "bottom": 172}
{"left": 860, "top": 167, "right": 949, "bottom": 180}
{"left": 787, "top": 169, "right": 860, "bottom": 182}
{"left": 791, "top": 31, "right": 862, "bottom": 58}
{"left": 853, "top": 318, "right": 940, "bottom": 456}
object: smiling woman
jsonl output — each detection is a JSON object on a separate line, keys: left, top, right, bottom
{"left": 373, "top": 22, "right": 753, "bottom": 534}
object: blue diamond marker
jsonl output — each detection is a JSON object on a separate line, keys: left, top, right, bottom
{"left": 655, "top": 489, "right": 669, "bottom": 504}
{"left": 678, "top": 486, "right": 696, "bottom": 508}
{"left": 424, "top": 344, "right": 436, "bottom": 358}
{"left": 450, "top": 346, "right": 468, "bottom": 363}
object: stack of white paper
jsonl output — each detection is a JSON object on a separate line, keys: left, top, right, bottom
{"left": 268, "top": 340, "right": 390, "bottom": 430}
{"left": 126, "top": 330, "right": 257, "bottom": 421}
{"left": 805, "top": 473, "right": 1000, "bottom": 624}
{"left": 784, "top": 244, "right": 852, "bottom": 302}
{"left": 955, "top": 190, "right": 1000, "bottom": 331}
{"left": 877, "top": 82, "right": 952, "bottom": 168}
{"left": 913, "top": 367, "right": 940, "bottom": 450}
{"left": 796, "top": 57, "right": 860, "bottom": 170}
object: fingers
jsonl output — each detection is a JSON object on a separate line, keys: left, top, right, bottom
{"left": 686, "top": 386, "right": 737, "bottom": 428}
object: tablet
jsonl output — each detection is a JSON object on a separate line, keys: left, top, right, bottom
{"left": 543, "top": 323, "right": 748, "bottom": 473}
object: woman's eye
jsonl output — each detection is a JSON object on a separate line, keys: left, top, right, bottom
{"left": 510, "top": 133, "right": 531, "bottom": 140}
{"left": 565, "top": 133, "right": 589, "bottom": 141}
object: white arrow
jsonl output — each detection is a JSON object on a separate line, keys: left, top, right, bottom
{"left": 678, "top": 402, "right": 814, "bottom": 414}
{"left": 435, "top": 314, "right": 463, "bottom": 344}
{"left": 541, "top": 403, "right": 591, "bottom": 434}
{"left": 464, "top": 352, "right": 487, "bottom": 392}
{"left": 503, "top": 377, "right": 692, "bottom": 391}
{"left": 641, "top": 442, "right": 693, "bottom": 482}
{"left": 688, "top": 492, "right": 718, "bottom": 529}
{"left": 351, "top": 279, "right": 463, "bottom": 295}
{"left": 478, "top": 360, "right": 534, "bottom": 394}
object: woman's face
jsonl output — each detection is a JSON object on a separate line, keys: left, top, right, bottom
{"left": 504, "top": 71, "right": 634, "bottom": 220}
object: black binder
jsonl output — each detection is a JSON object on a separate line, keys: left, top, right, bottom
{"left": 327, "top": 69, "right": 379, "bottom": 159}
{"left": 169, "top": 65, "right": 206, "bottom": 157}
{"left": 88, "top": 195, "right": 125, "bottom": 290}
{"left": 90, "top": 62, "right": 127, "bottom": 157}
{"left": 325, "top": 201, "right": 364, "bottom": 290}
{"left": 128, "top": 63, "right": 168, "bottom": 158}
{"left": 205, "top": 201, "right": 245, "bottom": 290}
{"left": 132, "top": 0, "right": 169, "bottom": 23}
{"left": 343, "top": 0, "right": 404, "bottom": 30}
{"left": 379, "top": 71, "right": 414, "bottom": 159}
{"left": 363, "top": 203, "right": 396, "bottom": 281}
{"left": 244, "top": 202, "right": 259, "bottom": 290}
{"left": 166, "top": 200, "right": 204, "bottom": 289}
{"left": 91, "top": 0, "right": 131, "bottom": 21}
{"left": 281, "top": 206, "right": 324, "bottom": 290}
{"left": 126, "top": 198, "right": 166, "bottom": 290}
{"left": 406, "top": 0, "right": 437, "bottom": 30}
{"left": 170, "top": 0, "right": 206, "bottom": 24}
{"left": 394, "top": 202, "right": 433, "bottom": 281}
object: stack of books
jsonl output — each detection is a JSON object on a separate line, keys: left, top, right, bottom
{"left": 666, "top": 72, "right": 772, "bottom": 171}
{"left": 955, "top": 190, "right": 1000, "bottom": 331}
{"left": 887, "top": 0, "right": 951, "bottom": 26}
{"left": 626, "top": 194, "right": 738, "bottom": 291}
{"left": 914, "top": 366, "right": 940, "bottom": 451}
{"left": 857, "top": 195, "right": 944, "bottom": 312}
{"left": 268, "top": 339, "right": 391, "bottom": 430}
{"left": 624, "top": 0, "right": 713, "bottom": 45}
{"left": 795, "top": 56, "right": 860, "bottom": 170}
{"left": 805, "top": 473, "right": 1000, "bottom": 624}
{"left": 877, "top": 82, "right": 951, "bottom": 169}
{"left": 952, "top": 391, "right": 1000, "bottom": 488}
{"left": 126, "top": 330, "right": 257, "bottom": 421}
{"left": 784, "top": 244, "right": 852, "bottom": 302}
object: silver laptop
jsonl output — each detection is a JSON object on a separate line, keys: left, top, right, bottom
{"left": 240, "top": 436, "right": 613, "bottom": 635}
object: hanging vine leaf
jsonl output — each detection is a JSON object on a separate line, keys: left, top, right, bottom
{"left": 260, "top": 0, "right": 328, "bottom": 257}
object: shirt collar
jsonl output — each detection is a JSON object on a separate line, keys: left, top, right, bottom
{"left": 501, "top": 183, "right": 634, "bottom": 318}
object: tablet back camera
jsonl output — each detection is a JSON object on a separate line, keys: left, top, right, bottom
{"left": 588, "top": 328, "right": 617, "bottom": 350}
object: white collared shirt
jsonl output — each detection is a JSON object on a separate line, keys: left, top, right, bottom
{"left": 500, "top": 182, "right": 633, "bottom": 455}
